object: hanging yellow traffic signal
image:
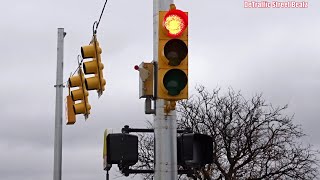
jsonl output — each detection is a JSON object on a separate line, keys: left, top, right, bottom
{"left": 81, "top": 34, "right": 106, "bottom": 97}
{"left": 157, "top": 4, "right": 188, "bottom": 101}
{"left": 68, "top": 68, "right": 91, "bottom": 120}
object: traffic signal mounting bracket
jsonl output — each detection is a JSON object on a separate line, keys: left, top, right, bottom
{"left": 105, "top": 125, "right": 197, "bottom": 177}
{"left": 164, "top": 100, "right": 176, "bottom": 114}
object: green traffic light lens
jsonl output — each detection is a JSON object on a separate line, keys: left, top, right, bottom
{"left": 163, "top": 69, "right": 187, "bottom": 96}
{"left": 164, "top": 39, "right": 188, "bottom": 66}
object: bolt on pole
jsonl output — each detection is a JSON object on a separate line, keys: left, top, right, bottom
{"left": 153, "top": 0, "right": 177, "bottom": 180}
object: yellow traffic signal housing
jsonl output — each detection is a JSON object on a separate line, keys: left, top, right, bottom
{"left": 66, "top": 95, "right": 76, "bottom": 125}
{"left": 82, "top": 34, "right": 106, "bottom": 97}
{"left": 157, "top": 6, "right": 188, "bottom": 101}
{"left": 68, "top": 68, "right": 91, "bottom": 120}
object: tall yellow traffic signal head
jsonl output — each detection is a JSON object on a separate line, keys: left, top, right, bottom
{"left": 81, "top": 35, "right": 106, "bottom": 96}
{"left": 157, "top": 5, "right": 188, "bottom": 101}
{"left": 81, "top": 42, "right": 102, "bottom": 59}
{"left": 68, "top": 69, "right": 91, "bottom": 117}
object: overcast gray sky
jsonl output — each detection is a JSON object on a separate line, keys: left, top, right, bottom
{"left": 0, "top": 0, "right": 319, "bottom": 180}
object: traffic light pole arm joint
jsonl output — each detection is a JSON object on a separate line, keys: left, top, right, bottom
{"left": 120, "top": 168, "right": 193, "bottom": 176}
{"left": 54, "top": 84, "right": 65, "bottom": 88}
{"left": 121, "top": 125, "right": 192, "bottom": 134}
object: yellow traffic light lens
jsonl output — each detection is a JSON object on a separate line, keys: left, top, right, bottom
{"left": 163, "top": 69, "right": 187, "bottom": 96}
{"left": 71, "top": 89, "right": 84, "bottom": 101}
{"left": 81, "top": 44, "right": 95, "bottom": 58}
{"left": 68, "top": 76, "right": 82, "bottom": 87}
{"left": 83, "top": 60, "right": 98, "bottom": 74}
{"left": 85, "top": 76, "right": 100, "bottom": 90}
{"left": 73, "top": 102, "right": 91, "bottom": 114}
{"left": 81, "top": 43, "right": 102, "bottom": 58}
{"left": 164, "top": 39, "right": 188, "bottom": 66}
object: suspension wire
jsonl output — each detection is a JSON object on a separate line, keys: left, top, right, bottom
{"left": 94, "top": 0, "right": 108, "bottom": 34}
{"left": 60, "top": 55, "right": 83, "bottom": 86}
{"left": 62, "top": 0, "right": 108, "bottom": 87}
{"left": 71, "top": 55, "right": 83, "bottom": 77}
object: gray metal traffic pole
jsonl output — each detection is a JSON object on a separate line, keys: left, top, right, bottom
{"left": 53, "top": 28, "right": 66, "bottom": 180}
{"left": 153, "top": 0, "right": 177, "bottom": 180}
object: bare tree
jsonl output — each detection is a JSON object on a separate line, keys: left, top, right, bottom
{"left": 131, "top": 121, "right": 155, "bottom": 180}
{"left": 135, "top": 86, "right": 319, "bottom": 180}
